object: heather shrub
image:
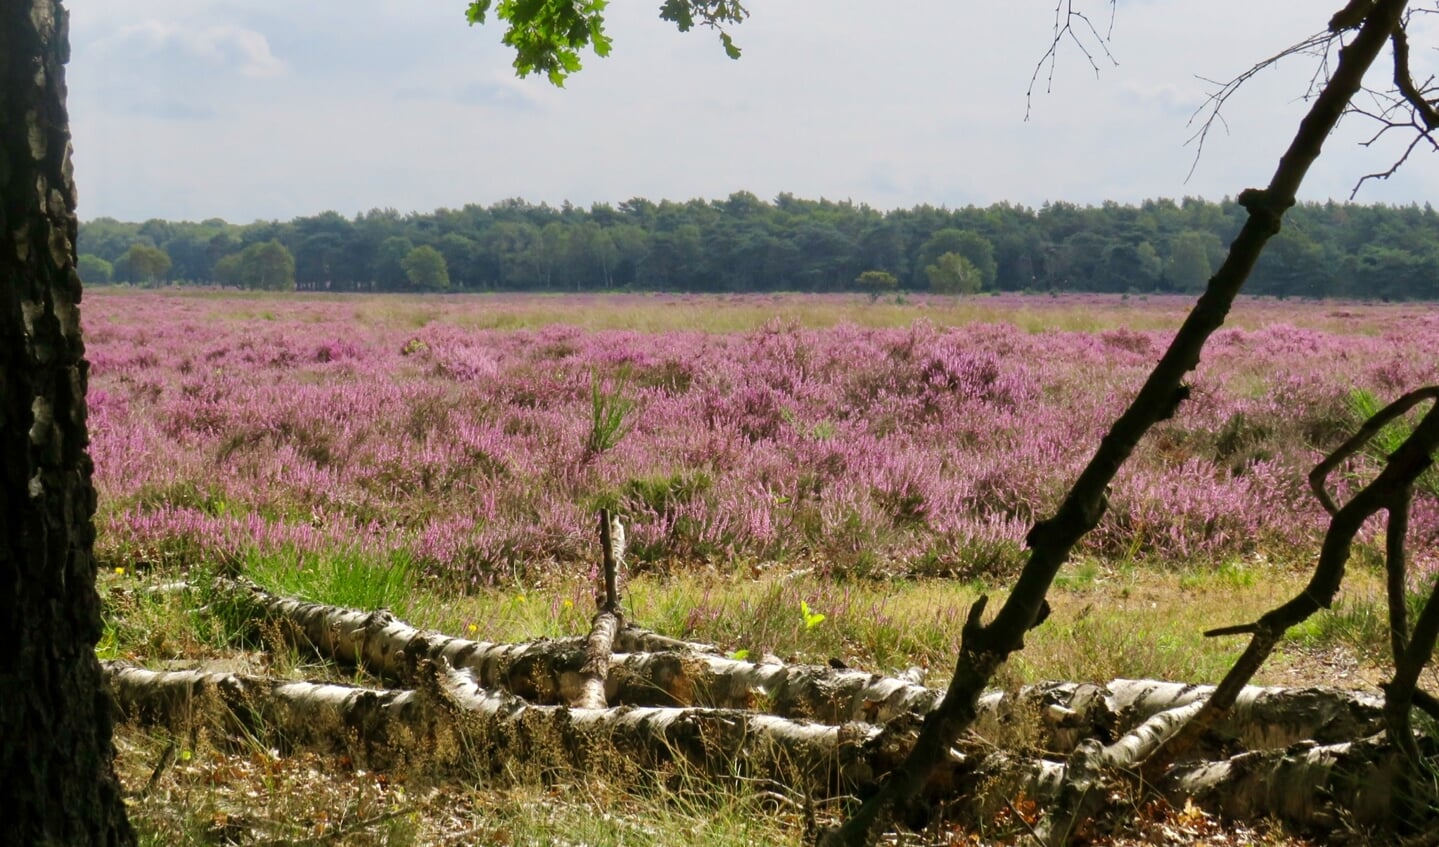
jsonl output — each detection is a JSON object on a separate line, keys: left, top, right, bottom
{"left": 83, "top": 291, "right": 1439, "bottom": 584}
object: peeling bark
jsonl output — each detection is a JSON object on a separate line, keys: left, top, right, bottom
{"left": 225, "top": 580, "right": 1388, "bottom": 754}
{"left": 574, "top": 610, "right": 619, "bottom": 709}
{"left": 958, "top": 735, "right": 1411, "bottom": 836}
{"left": 103, "top": 660, "right": 953, "bottom": 798}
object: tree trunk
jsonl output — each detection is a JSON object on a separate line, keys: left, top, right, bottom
{"left": 0, "top": 1, "right": 134, "bottom": 844}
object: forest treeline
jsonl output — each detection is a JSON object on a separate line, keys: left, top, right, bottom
{"left": 77, "top": 193, "right": 1439, "bottom": 299}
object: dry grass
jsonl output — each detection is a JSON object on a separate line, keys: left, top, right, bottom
{"left": 101, "top": 287, "right": 1417, "bottom": 337}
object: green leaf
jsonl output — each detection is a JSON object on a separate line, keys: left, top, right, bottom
{"left": 720, "top": 32, "right": 741, "bottom": 59}
{"left": 465, "top": 1, "right": 493, "bottom": 24}
{"left": 659, "top": 0, "right": 696, "bottom": 31}
{"left": 730, "top": 648, "right": 750, "bottom": 661}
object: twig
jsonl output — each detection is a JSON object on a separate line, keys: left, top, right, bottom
{"left": 1185, "top": 31, "right": 1339, "bottom": 181}
{"left": 1026, "top": 0, "right": 1119, "bottom": 120}
{"left": 249, "top": 805, "right": 418, "bottom": 846}
{"left": 136, "top": 739, "right": 177, "bottom": 799}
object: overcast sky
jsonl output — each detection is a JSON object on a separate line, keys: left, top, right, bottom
{"left": 66, "top": 1, "right": 1439, "bottom": 223}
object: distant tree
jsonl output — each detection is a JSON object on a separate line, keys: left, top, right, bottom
{"left": 436, "top": 233, "right": 482, "bottom": 288}
{"left": 375, "top": 236, "right": 415, "bottom": 290}
{"left": 1165, "top": 230, "right": 1216, "bottom": 292}
{"left": 237, "top": 240, "right": 296, "bottom": 291}
{"left": 1098, "top": 240, "right": 1161, "bottom": 292}
{"left": 916, "top": 228, "right": 996, "bottom": 290}
{"left": 213, "top": 253, "right": 243, "bottom": 287}
{"left": 158, "top": 233, "right": 211, "bottom": 281}
{"left": 854, "top": 269, "right": 899, "bottom": 301}
{"left": 401, "top": 245, "right": 451, "bottom": 290}
{"left": 77, "top": 254, "right": 113, "bottom": 285}
{"left": 294, "top": 233, "right": 345, "bottom": 290}
{"left": 119, "top": 242, "right": 171, "bottom": 285}
{"left": 925, "top": 251, "right": 983, "bottom": 295}
{"left": 207, "top": 231, "right": 239, "bottom": 270}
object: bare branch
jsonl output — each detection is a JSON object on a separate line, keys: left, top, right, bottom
{"left": 1308, "top": 386, "right": 1439, "bottom": 515}
{"left": 1026, "top": 1, "right": 1119, "bottom": 121}
{"left": 1185, "top": 31, "right": 1340, "bottom": 181}
{"left": 1351, "top": 124, "right": 1439, "bottom": 195}
{"left": 1390, "top": 25, "right": 1439, "bottom": 128}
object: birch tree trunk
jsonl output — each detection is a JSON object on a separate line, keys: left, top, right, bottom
{"left": 0, "top": 1, "right": 134, "bottom": 843}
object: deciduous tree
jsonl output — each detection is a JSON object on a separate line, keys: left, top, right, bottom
{"left": 925, "top": 252, "right": 983, "bottom": 295}
{"left": 238, "top": 239, "right": 297, "bottom": 291}
{"left": 401, "top": 244, "right": 451, "bottom": 291}
{"left": 118, "top": 242, "right": 171, "bottom": 285}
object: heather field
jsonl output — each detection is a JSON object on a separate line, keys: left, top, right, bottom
{"left": 93, "top": 290, "right": 1439, "bottom": 846}
{"left": 86, "top": 289, "right": 1439, "bottom": 586}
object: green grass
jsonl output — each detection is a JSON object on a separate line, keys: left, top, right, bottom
{"left": 1346, "top": 387, "right": 1439, "bottom": 497}
{"left": 244, "top": 547, "right": 419, "bottom": 615}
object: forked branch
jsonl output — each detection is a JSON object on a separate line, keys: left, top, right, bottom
{"left": 1148, "top": 389, "right": 1439, "bottom": 775}
{"left": 1026, "top": 0, "right": 1118, "bottom": 120}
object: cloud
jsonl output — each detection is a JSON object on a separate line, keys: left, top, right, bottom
{"left": 1120, "top": 81, "right": 1205, "bottom": 117}
{"left": 194, "top": 25, "right": 287, "bottom": 78}
{"left": 455, "top": 81, "right": 536, "bottom": 111}
{"left": 99, "top": 19, "right": 287, "bottom": 78}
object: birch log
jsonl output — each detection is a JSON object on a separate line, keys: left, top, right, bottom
{"left": 103, "top": 661, "right": 957, "bottom": 798}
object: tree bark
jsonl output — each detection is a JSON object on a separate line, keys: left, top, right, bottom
{"left": 104, "top": 661, "right": 952, "bottom": 798}
{"left": 0, "top": 2, "right": 134, "bottom": 844}
{"left": 225, "top": 579, "right": 1388, "bottom": 750}
{"left": 573, "top": 509, "right": 624, "bottom": 708}
{"left": 105, "top": 657, "right": 1409, "bottom": 834}
{"left": 957, "top": 735, "right": 1410, "bottom": 835}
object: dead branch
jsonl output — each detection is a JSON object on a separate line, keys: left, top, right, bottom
{"left": 1026, "top": 0, "right": 1118, "bottom": 120}
{"left": 1149, "top": 391, "right": 1439, "bottom": 775}
{"left": 574, "top": 510, "right": 625, "bottom": 709}
{"left": 104, "top": 660, "right": 946, "bottom": 800}
{"left": 821, "top": 5, "right": 1415, "bottom": 843}
{"left": 1184, "top": 30, "right": 1339, "bottom": 181}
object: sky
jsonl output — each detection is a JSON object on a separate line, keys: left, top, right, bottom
{"left": 66, "top": 1, "right": 1439, "bottom": 223}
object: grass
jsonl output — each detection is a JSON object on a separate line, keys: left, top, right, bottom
{"left": 243, "top": 548, "right": 420, "bottom": 615}
{"left": 100, "top": 287, "right": 1420, "bottom": 337}
{"left": 102, "top": 548, "right": 1392, "bottom": 690}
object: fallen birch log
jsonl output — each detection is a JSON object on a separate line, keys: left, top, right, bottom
{"left": 104, "top": 663, "right": 441, "bottom": 770}
{"left": 977, "top": 678, "right": 1387, "bottom": 760}
{"left": 959, "top": 732, "right": 1410, "bottom": 835}
{"left": 225, "top": 579, "right": 1387, "bottom": 756}
{"left": 103, "top": 660, "right": 953, "bottom": 798}
{"left": 108, "top": 656, "right": 1411, "bottom": 834}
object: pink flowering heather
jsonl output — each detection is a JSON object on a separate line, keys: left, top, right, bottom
{"left": 82, "top": 291, "right": 1439, "bottom": 584}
